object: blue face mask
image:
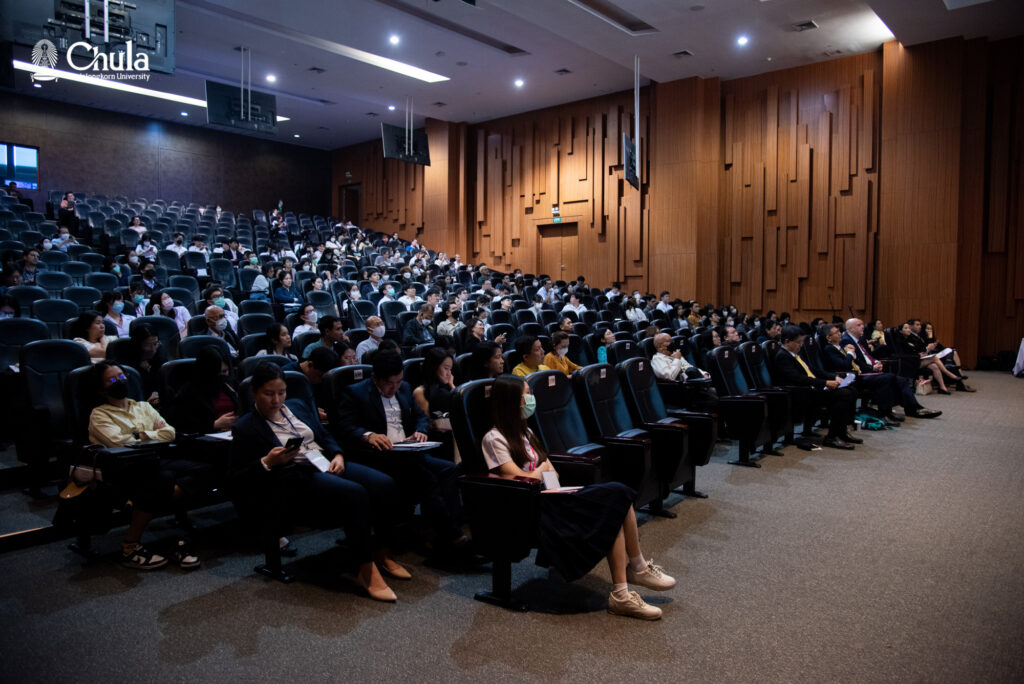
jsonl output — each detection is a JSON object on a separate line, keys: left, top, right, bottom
{"left": 111, "top": 301, "right": 124, "bottom": 314}
{"left": 386, "top": 287, "right": 394, "bottom": 296}
{"left": 112, "top": 265, "right": 120, "bottom": 275}
{"left": 521, "top": 393, "right": 537, "bottom": 419}
{"left": 133, "top": 294, "right": 146, "bottom": 305}
{"left": 213, "top": 296, "right": 226, "bottom": 308}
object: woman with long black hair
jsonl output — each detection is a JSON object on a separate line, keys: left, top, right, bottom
{"left": 480, "top": 375, "right": 676, "bottom": 620}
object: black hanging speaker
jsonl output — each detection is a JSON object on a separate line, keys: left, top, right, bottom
{"left": 0, "top": 42, "right": 14, "bottom": 89}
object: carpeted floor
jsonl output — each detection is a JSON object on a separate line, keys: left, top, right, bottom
{"left": 1, "top": 371, "right": 1022, "bottom": 682}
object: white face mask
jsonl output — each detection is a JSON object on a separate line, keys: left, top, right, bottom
{"left": 307, "top": 311, "right": 318, "bottom": 324}
{"left": 214, "top": 317, "right": 228, "bottom": 332}
{"left": 556, "top": 347, "right": 568, "bottom": 357}
{"left": 371, "top": 325, "right": 385, "bottom": 339}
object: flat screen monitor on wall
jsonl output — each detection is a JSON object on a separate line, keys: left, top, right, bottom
{"left": 0, "top": 142, "right": 39, "bottom": 190}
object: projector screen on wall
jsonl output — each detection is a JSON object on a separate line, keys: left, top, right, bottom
{"left": 0, "top": 142, "right": 39, "bottom": 190}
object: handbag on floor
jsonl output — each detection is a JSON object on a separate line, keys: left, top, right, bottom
{"left": 915, "top": 378, "right": 933, "bottom": 396}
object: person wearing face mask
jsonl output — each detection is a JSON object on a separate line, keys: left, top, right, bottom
{"left": 356, "top": 316, "right": 386, "bottom": 363}
{"left": 87, "top": 362, "right": 199, "bottom": 570}
{"left": 169, "top": 346, "right": 239, "bottom": 436}
{"left": 376, "top": 281, "right": 397, "bottom": 315}
{"left": 137, "top": 262, "right": 161, "bottom": 294}
{"left": 147, "top": 291, "right": 190, "bottom": 337}
{"left": 100, "top": 291, "right": 135, "bottom": 338}
{"left": 166, "top": 233, "right": 187, "bottom": 258}
{"left": 0, "top": 295, "right": 19, "bottom": 320}
{"left": 402, "top": 304, "right": 436, "bottom": 346}
{"left": 292, "top": 304, "right": 319, "bottom": 337}
{"left": 52, "top": 227, "right": 78, "bottom": 252}
{"left": 544, "top": 331, "right": 582, "bottom": 377}
{"left": 435, "top": 301, "right": 465, "bottom": 339}
{"left": 202, "top": 286, "right": 238, "bottom": 330}
{"left": 128, "top": 285, "right": 148, "bottom": 317}
{"left": 198, "top": 305, "right": 241, "bottom": 356}
{"left": 480, "top": 375, "right": 675, "bottom": 620}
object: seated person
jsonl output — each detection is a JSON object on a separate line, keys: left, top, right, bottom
{"left": 284, "top": 346, "right": 339, "bottom": 422}
{"left": 120, "top": 323, "right": 165, "bottom": 406}
{"left": 87, "top": 362, "right": 199, "bottom": 570}
{"left": 356, "top": 316, "right": 385, "bottom": 362}
{"left": 99, "top": 291, "right": 135, "bottom": 338}
{"left": 774, "top": 325, "right": 860, "bottom": 450}
{"left": 412, "top": 347, "right": 458, "bottom": 461}
{"left": 402, "top": 303, "right": 436, "bottom": 347}
{"left": 470, "top": 340, "right": 505, "bottom": 380}
{"left": 195, "top": 305, "right": 241, "bottom": 356}
{"left": 894, "top": 321, "right": 960, "bottom": 394}
{"left": 71, "top": 311, "right": 117, "bottom": 363}
{"left": 561, "top": 293, "right": 587, "bottom": 316}
{"left": 168, "top": 346, "right": 238, "bottom": 435}
{"left": 593, "top": 327, "right": 616, "bottom": 364}
{"left": 256, "top": 322, "right": 298, "bottom": 362}
{"left": 397, "top": 283, "right": 419, "bottom": 310}
{"left": 229, "top": 362, "right": 407, "bottom": 602}
{"left": 302, "top": 315, "right": 347, "bottom": 359}
{"left": 273, "top": 272, "right": 303, "bottom": 313}
{"left": 481, "top": 375, "right": 675, "bottom": 620}
{"left": 543, "top": 331, "right": 582, "bottom": 377}
{"left": 292, "top": 304, "right": 319, "bottom": 337}
{"left": 147, "top": 291, "right": 190, "bottom": 338}
{"left": 202, "top": 285, "right": 239, "bottom": 331}
{"left": 755, "top": 319, "right": 780, "bottom": 345}
{"left": 511, "top": 336, "right": 550, "bottom": 377}
{"left": 650, "top": 333, "right": 710, "bottom": 381}
{"left": 336, "top": 341, "right": 358, "bottom": 366}
{"left": 333, "top": 351, "right": 467, "bottom": 558}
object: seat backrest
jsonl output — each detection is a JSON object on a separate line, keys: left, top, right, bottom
{"left": 573, "top": 363, "right": 638, "bottom": 437}
{"left": 21, "top": 339, "right": 91, "bottom": 436}
{"left": 61, "top": 286, "right": 103, "bottom": 312}
{"left": 402, "top": 357, "right": 424, "bottom": 390}
{"left": 179, "top": 334, "right": 232, "bottom": 361}
{"left": 307, "top": 290, "right": 337, "bottom": 317}
{"left": 83, "top": 272, "right": 118, "bottom": 291}
{"left": 738, "top": 341, "right": 773, "bottom": 389}
{"left": 801, "top": 335, "right": 825, "bottom": 376}
{"left": 379, "top": 300, "right": 406, "bottom": 329}
{"left": 37, "top": 271, "right": 74, "bottom": 296}
{"left": 64, "top": 364, "right": 144, "bottom": 446}
{"left": 761, "top": 339, "right": 782, "bottom": 377}
{"left": 130, "top": 315, "right": 180, "bottom": 359}
{"left": 62, "top": 261, "right": 92, "bottom": 284}
{"left": 450, "top": 379, "right": 495, "bottom": 475}
{"left": 322, "top": 365, "right": 372, "bottom": 411}
{"left": 237, "top": 312, "right": 276, "bottom": 338}
{"left": 616, "top": 357, "right": 668, "bottom": 423}
{"left": 158, "top": 358, "right": 197, "bottom": 402}
{"left": 708, "top": 345, "right": 750, "bottom": 396}
{"left": 240, "top": 354, "right": 291, "bottom": 378}
{"left": 31, "top": 298, "right": 79, "bottom": 338}
{"left": 526, "top": 370, "right": 595, "bottom": 453}
{"left": 238, "top": 299, "right": 274, "bottom": 317}
{"left": 0, "top": 318, "right": 49, "bottom": 365}
{"left": 608, "top": 339, "right": 643, "bottom": 365}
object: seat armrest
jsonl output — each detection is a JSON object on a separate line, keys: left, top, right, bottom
{"left": 548, "top": 452, "right": 602, "bottom": 466}
{"left": 459, "top": 473, "right": 540, "bottom": 490}
{"left": 643, "top": 421, "right": 687, "bottom": 433}
{"left": 601, "top": 433, "right": 651, "bottom": 448}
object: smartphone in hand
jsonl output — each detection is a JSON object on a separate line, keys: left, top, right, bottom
{"left": 284, "top": 436, "right": 303, "bottom": 451}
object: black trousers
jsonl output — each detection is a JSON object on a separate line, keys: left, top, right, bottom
{"left": 793, "top": 387, "right": 855, "bottom": 437}
{"left": 348, "top": 446, "right": 463, "bottom": 544}
{"left": 854, "top": 373, "right": 896, "bottom": 413}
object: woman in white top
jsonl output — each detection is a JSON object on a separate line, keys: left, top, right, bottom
{"left": 135, "top": 234, "right": 158, "bottom": 260}
{"left": 71, "top": 311, "right": 118, "bottom": 363}
{"left": 255, "top": 322, "right": 298, "bottom": 361}
{"left": 127, "top": 216, "right": 147, "bottom": 236}
{"left": 250, "top": 263, "right": 276, "bottom": 300}
{"left": 623, "top": 298, "right": 648, "bottom": 323}
{"left": 99, "top": 291, "right": 135, "bottom": 338}
{"left": 292, "top": 304, "right": 319, "bottom": 337}
{"left": 480, "top": 375, "right": 676, "bottom": 620}
{"left": 146, "top": 291, "right": 190, "bottom": 338}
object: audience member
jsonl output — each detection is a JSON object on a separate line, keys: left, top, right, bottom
{"left": 544, "top": 331, "right": 581, "bottom": 377}
{"left": 71, "top": 311, "right": 116, "bottom": 363}
{"left": 256, "top": 323, "right": 297, "bottom": 361}
{"left": 511, "top": 336, "right": 550, "bottom": 377}
{"left": 99, "top": 291, "right": 134, "bottom": 338}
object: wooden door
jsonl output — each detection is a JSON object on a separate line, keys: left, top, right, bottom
{"left": 537, "top": 223, "right": 579, "bottom": 280}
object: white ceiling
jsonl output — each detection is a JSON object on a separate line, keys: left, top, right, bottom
{"left": 7, "top": 0, "right": 1023, "bottom": 150}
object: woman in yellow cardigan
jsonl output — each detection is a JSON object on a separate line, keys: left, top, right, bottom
{"left": 544, "top": 331, "right": 583, "bottom": 376}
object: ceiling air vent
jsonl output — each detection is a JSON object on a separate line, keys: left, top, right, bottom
{"left": 554, "top": 68, "right": 572, "bottom": 75}
{"left": 793, "top": 20, "right": 819, "bottom": 32}
{"left": 365, "top": 112, "right": 379, "bottom": 117}
{"left": 307, "top": 66, "right": 325, "bottom": 74}
{"left": 433, "top": 101, "right": 447, "bottom": 107}
{"left": 672, "top": 49, "right": 694, "bottom": 58}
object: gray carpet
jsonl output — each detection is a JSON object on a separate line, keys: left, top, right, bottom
{"left": 1, "top": 372, "right": 1022, "bottom": 682}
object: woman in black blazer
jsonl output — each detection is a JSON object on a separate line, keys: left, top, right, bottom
{"left": 230, "top": 362, "right": 408, "bottom": 602}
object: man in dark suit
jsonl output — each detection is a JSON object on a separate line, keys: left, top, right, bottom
{"left": 843, "top": 318, "right": 941, "bottom": 419}
{"left": 402, "top": 303, "right": 436, "bottom": 346}
{"left": 333, "top": 351, "right": 466, "bottom": 555}
{"left": 774, "top": 325, "right": 860, "bottom": 450}
{"left": 195, "top": 305, "right": 242, "bottom": 357}
{"left": 819, "top": 322, "right": 900, "bottom": 427}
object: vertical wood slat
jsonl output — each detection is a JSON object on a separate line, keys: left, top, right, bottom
{"left": 855, "top": 178, "right": 872, "bottom": 310}
{"left": 743, "top": 103, "right": 758, "bottom": 187}
{"left": 861, "top": 69, "right": 875, "bottom": 171}
{"left": 814, "top": 112, "right": 833, "bottom": 254}
{"left": 730, "top": 157, "right": 743, "bottom": 282}
{"left": 826, "top": 196, "right": 838, "bottom": 287}
{"left": 834, "top": 85, "right": 851, "bottom": 193}
{"left": 778, "top": 172, "right": 789, "bottom": 266}
{"left": 511, "top": 144, "right": 522, "bottom": 241}
{"left": 797, "top": 143, "right": 811, "bottom": 278}
{"left": 751, "top": 164, "right": 765, "bottom": 310}
{"left": 724, "top": 93, "right": 735, "bottom": 166}
{"left": 788, "top": 91, "right": 799, "bottom": 181}
{"left": 766, "top": 85, "right": 778, "bottom": 211}
{"left": 476, "top": 129, "right": 486, "bottom": 225}
{"left": 765, "top": 212, "right": 778, "bottom": 291}
{"left": 989, "top": 81, "right": 1012, "bottom": 253}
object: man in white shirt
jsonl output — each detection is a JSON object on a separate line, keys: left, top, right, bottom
{"left": 356, "top": 316, "right": 386, "bottom": 362}
{"left": 397, "top": 283, "right": 420, "bottom": 310}
{"left": 188, "top": 237, "right": 210, "bottom": 262}
{"left": 561, "top": 293, "right": 588, "bottom": 316}
{"left": 656, "top": 291, "right": 674, "bottom": 314}
{"left": 166, "top": 233, "right": 187, "bottom": 257}
{"left": 650, "top": 333, "right": 709, "bottom": 381}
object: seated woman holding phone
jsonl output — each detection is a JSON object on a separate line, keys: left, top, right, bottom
{"left": 230, "top": 362, "right": 408, "bottom": 602}
{"left": 480, "top": 375, "right": 676, "bottom": 620}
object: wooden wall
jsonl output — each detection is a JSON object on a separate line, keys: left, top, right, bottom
{"left": 719, "top": 52, "right": 882, "bottom": 322}
{"left": 0, "top": 92, "right": 331, "bottom": 216}
{"left": 331, "top": 37, "right": 1024, "bottom": 366}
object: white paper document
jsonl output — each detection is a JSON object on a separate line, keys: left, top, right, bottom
{"left": 304, "top": 449, "right": 331, "bottom": 472}
{"left": 390, "top": 440, "right": 443, "bottom": 451}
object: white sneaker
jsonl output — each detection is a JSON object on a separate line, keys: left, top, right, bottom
{"left": 608, "top": 590, "right": 662, "bottom": 620}
{"left": 626, "top": 560, "right": 676, "bottom": 591}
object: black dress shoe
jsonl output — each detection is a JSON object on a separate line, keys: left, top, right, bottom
{"left": 823, "top": 436, "right": 855, "bottom": 450}
{"left": 883, "top": 412, "right": 905, "bottom": 423}
{"left": 839, "top": 432, "right": 863, "bottom": 444}
{"left": 884, "top": 418, "right": 901, "bottom": 428}
{"left": 937, "top": 388, "right": 951, "bottom": 395}
{"left": 908, "top": 408, "right": 942, "bottom": 419}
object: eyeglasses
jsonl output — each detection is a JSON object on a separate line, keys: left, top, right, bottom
{"left": 106, "top": 374, "right": 128, "bottom": 384}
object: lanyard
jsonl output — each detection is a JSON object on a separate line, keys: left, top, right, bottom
{"left": 269, "top": 408, "right": 303, "bottom": 441}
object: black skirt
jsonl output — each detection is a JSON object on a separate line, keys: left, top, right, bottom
{"left": 536, "top": 481, "right": 635, "bottom": 582}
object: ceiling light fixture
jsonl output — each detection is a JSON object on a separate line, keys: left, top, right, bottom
{"left": 514, "top": 78, "right": 524, "bottom": 88}
{"left": 15, "top": 60, "right": 294, "bottom": 122}
{"left": 266, "top": 74, "right": 277, "bottom": 83}
{"left": 294, "top": 134, "right": 300, "bottom": 138}
{"left": 387, "top": 104, "right": 396, "bottom": 111}
{"left": 389, "top": 34, "right": 400, "bottom": 45}
{"left": 32, "top": 82, "right": 41, "bottom": 88}
{"left": 737, "top": 35, "right": 749, "bottom": 46}
{"left": 180, "top": 111, "right": 188, "bottom": 116}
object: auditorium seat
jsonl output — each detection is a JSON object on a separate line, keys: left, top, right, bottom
{"left": 7, "top": 285, "right": 49, "bottom": 315}
{"left": 32, "top": 299, "right": 79, "bottom": 338}
{"left": 179, "top": 335, "right": 233, "bottom": 361}
{"left": 130, "top": 315, "right": 180, "bottom": 359}
{"left": 61, "top": 286, "right": 103, "bottom": 313}
{"left": 705, "top": 346, "right": 775, "bottom": 467}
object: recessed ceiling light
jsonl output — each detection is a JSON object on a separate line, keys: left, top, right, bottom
{"left": 389, "top": 34, "right": 400, "bottom": 46}
{"left": 32, "top": 82, "right": 41, "bottom": 88}
{"left": 266, "top": 74, "right": 277, "bottom": 83}
{"left": 293, "top": 134, "right": 300, "bottom": 138}
{"left": 514, "top": 78, "right": 524, "bottom": 88}
{"left": 737, "top": 35, "right": 749, "bottom": 46}
{"left": 387, "top": 104, "right": 396, "bottom": 111}
{"left": 180, "top": 111, "right": 188, "bottom": 116}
